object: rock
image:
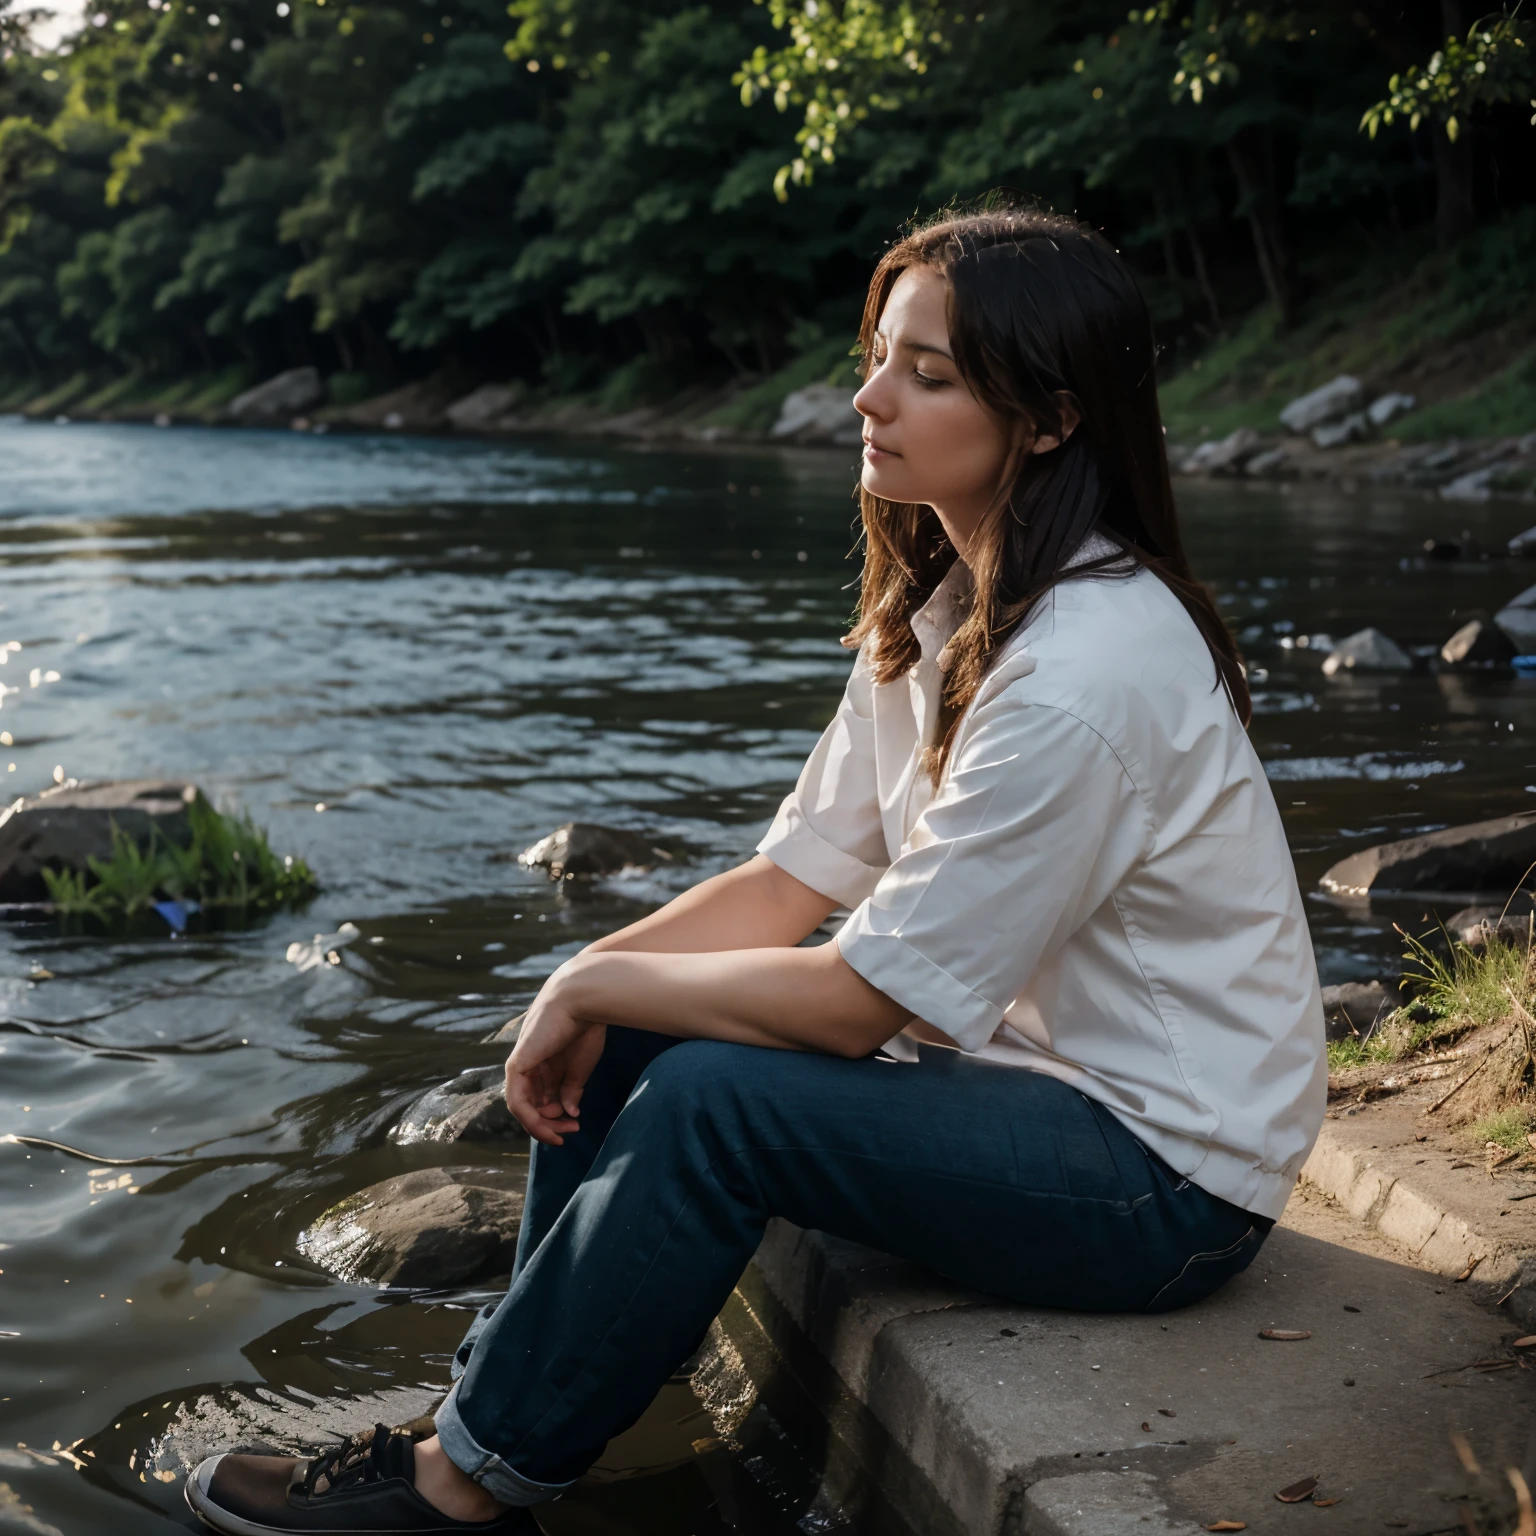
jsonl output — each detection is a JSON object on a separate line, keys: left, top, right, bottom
{"left": 1421, "top": 537, "right": 1462, "bottom": 561}
{"left": 445, "top": 384, "right": 526, "bottom": 431}
{"left": 1494, "top": 583, "right": 1536, "bottom": 652}
{"left": 229, "top": 367, "right": 323, "bottom": 423}
{"left": 517, "top": 821, "right": 660, "bottom": 880}
{"left": 485, "top": 1012, "right": 525, "bottom": 1045}
{"left": 1367, "top": 392, "right": 1416, "bottom": 428}
{"left": 390, "top": 1066, "right": 524, "bottom": 1146}
{"left": 1320, "top": 627, "right": 1412, "bottom": 677}
{"left": 1509, "top": 525, "right": 1536, "bottom": 558}
{"left": 1243, "top": 446, "right": 1292, "bottom": 478}
{"left": 1180, "top": 427, "right": 1262, "bottom": 475}
{"left": 1440, "top": 618, "right": 1516, "bottom": 667}
{"left": 1444, "top": 894, "right": 1536, "bottom": 947}
{"left": 0, "top": 779, "right": 199, "bottom": 904}
{"left": 1440, "top": 467, "right": 1497, "bottom": 503}
{"left": 297, "top": 1167, "right": 524, "bottom": 1288}
{"left": 1310, "top": 411, "right": 1370, "bottom": 449}
{"left": 330, "top": 376, "right": 459, "bottom": 432}
{"left": 771, "top": 384, "right": 863, "bottom": 446}
{"left": 1279, "top": 375, "right": 1364, "bottom": 434}
{"left": 1319, "top": 810, "right": 1536, "bottom": 898}
{"left": 1320, "top": 981, "right": 1392, "bottom": 1041}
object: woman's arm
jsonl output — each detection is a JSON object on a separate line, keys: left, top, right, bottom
{"left": 581, "top": 853, "right": 838, "bottom": 955}
{"left": 504, "top": 937, "right": 913, "bottom": 1145}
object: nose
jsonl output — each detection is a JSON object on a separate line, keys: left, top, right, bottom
{"left": 853, "top": 367, "right": 890, "bottom": 424}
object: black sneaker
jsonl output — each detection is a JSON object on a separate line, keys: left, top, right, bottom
{"left": 185, "top": 1421, "right": 536, "bottom": 1534}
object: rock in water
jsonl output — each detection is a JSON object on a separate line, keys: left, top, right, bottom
{"left": 0, "top": 779, "right": 199, "bottom": 904}
{"left": 1494, "top": 583, "right": 1536, "bottom": 652}
{"left": 298, "top": 1167, "right": 524, "bottom": 1288}
{"left": 1319, "top": 811, "right": 1536, "bottom": 898}
{"left": 517, "top": 821, "right": 659, "bottom": 880}
{"left": 1311, "top": 411, "right": 1370, "bottom": 449}
{"left": 1320, "top": 628, "right": 1412, "bottom": 677}
{"left": 391, "top": 1067, "right": 524, "bottom": 1145}
{"left": 1509, "top": 525, "right": 1536, "bottom": 558}
{"left": 1444, "top": 894, "right": 1536, "bottom": 947}
{"left": 1367, "top": 392, "right": 1416, "bottom": 428}
{"left": 228, "top": 367, "right": 323, "bottom": 423}
{"left": 445, "top": 383, "right": 526, "bottom": 431}
{"left": 1319, "top": 981, "right": 1392, "bottom": 1041}
{"left": 1278, "top": 376, "right": 1364, "bottom": 434}
{"left": 1180, "top": 427, "right": 1262, "bottom": 476}
{"left": 771, "top": 385, "right": 863, "bottom": 446}
{"left": 1440, "top": 619, "right": 1516, "bottom": 667}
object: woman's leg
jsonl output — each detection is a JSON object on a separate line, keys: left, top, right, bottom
{"left": 435, "top": 1038, "right": 1267, "bottom": 1508}
{"left": 449, "top": 1026, "right": 680, "bottom": 1383}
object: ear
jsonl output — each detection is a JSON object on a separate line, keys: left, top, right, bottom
{"left": 1028, "top": 391, "right": 1083, "bottom": 456}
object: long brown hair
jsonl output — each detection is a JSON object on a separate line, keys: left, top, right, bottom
{"left": 846, "top": 204, "right": 1250, "bottom": 783}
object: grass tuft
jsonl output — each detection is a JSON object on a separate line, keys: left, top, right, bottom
{"left": 1468, "top": 1105, "right": 1536, "bottom": 1152}
{"left": 41, "top": 794, "right": 317, "bottom": 925}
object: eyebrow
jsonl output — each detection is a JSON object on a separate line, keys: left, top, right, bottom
{"left": 873, "top": 329, "right": 954, "bottom": 362}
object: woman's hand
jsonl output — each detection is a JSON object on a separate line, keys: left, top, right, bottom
{"left": 503, "top": 970, "right": 607, "bottom": 1147}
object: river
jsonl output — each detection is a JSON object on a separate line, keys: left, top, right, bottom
{"left": 1, "top": 416, "right": 1533, "bottom": 1534}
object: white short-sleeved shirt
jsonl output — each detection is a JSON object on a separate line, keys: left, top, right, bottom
{"left": 758, "top": 542, "right": 1325, "bottom": 1220}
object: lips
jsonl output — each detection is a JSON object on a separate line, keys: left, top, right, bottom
{"left": 863, "top": 438, "right": 900, "bottom": 457}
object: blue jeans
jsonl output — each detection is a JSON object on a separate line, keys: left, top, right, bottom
{"left": 434, "top": 1028, "right": 1270, "bottom": 1507}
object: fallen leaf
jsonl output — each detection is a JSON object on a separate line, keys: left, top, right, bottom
{"left": 1259, "top": 1328, "right": 1312, "bottom": 1341}
{"left": 1513, "top": 1336, "right": 1536, "bottom": 1349}
{"left": 1205, "top": 1524, "right": 1246, "bottom": 1533}
{"left": 1455, "top": 1255, "right": 1484, "bottom": 1282}
{"left": 1276, "top": 1477, "right": 1319, "bottom": 1503}
{"left": 1158, "top": 1407, "right": 1177, "bottom": 1417}
{"left": 1312, "top": 1496, "right": 1342, "bottom": 1507}
{"left": 1142, "top": 1421, "right": 1151, "bottom": 1431}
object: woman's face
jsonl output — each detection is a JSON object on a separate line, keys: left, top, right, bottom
{"left": 853, "top": 265, "right": 1012, "bottom": 557}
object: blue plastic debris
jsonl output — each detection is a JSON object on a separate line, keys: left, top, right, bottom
{"left": 1513, "top": 655, "right": 1536, "bottom": 673}
{"left": 152, "top": 899, "right": 200, "bottom": 933}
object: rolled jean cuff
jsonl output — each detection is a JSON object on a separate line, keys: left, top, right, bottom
{"left": 433, "top": 1383, "right": 575, "bottom": 1508}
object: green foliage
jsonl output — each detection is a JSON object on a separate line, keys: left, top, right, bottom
{"left": 1361, "top": 10, "right": 1536, "bottom": 142}
{"left": 1468, "top": 1104, "right": 1536, "bottom": 1150}
{"left": 1398, "top": 924, "right": 1533, "bottom": 1047}
{"left": 0, "top": 0, "right": 1530, "bottom": 409}
{"left": 41, "top": 795, "right": 318, "bottom": 924}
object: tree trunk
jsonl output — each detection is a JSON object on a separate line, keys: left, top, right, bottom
{"left": 1226, "top": 132, "right": 1294, "bottom": 327}
{"left": 1431, "top": 126, "right": 1477, "bottom": 250}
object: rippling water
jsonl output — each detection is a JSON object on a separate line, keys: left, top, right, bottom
{"left": 2, "top": 416, "right": 1534, "bottom": 1533}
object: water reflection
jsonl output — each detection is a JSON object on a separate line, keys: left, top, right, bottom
{"left": 2, "top": 420, "right": 1536, "bottom": 1531}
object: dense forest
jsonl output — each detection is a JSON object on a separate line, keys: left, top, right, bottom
{"left": 0, "top": 0, "right": 1532, "bottom": 418}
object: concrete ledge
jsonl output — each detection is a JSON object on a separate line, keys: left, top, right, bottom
{"left": 729, "top": 1209, "right": 1535, "bottom": 1536}
{"left": 1301, "top": 1118, "right": 1536, "bottom": 1329}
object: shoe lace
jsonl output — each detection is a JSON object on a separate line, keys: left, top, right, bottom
{"left": 302, "top": 1424, "right": 404, "bottom": 1497}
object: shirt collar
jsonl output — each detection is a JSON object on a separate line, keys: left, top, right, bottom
{"left": 906, "top": 531, "right": 1126, "bottom": 671}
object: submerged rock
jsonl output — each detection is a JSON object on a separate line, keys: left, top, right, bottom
{"left": 517, "top": 821, "right": 661, "bottom": 880}
{"left": 1320, "top": 981, "right": 1392, "bottom": 1041}
{"left": 1440, "top": 618, "right": 1516, "bottom": 668}
{"left": 298, "top": 1167, "right": 524, "bottom": 1288}
{"left": 1509, "top": 525, "right": 1536, "bottom": 558}
{"left": 1320, "top": 627, "right": 1412, "bottom": 677}
{"left": 1319, "top": 811, "right": 1536, "bottom": 899}
{"left": 229, "top": 367, "right": 322, "bottom": 423}
{"left": 391, "top": 1067, "right": 524, "bottom": 1146}
{"left": 1279, "top": 375, "right": 1364, "bottom": 434}
{"left": 0, "top": 779, "right": 198, "bottom": 904}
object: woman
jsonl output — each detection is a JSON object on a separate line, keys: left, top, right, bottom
{"left": 187, "top": 206, "right": 1325, "bottom": 1536}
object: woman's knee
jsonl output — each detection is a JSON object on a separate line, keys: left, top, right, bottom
{"left": 631, "top": 1038, "right": 754, "bottom": 1109}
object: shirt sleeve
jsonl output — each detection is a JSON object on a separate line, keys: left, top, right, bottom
{"left": 835, "top": 688, "right": 1151, "bottom": 1052}
{"left": 756, "top": 646, "right": 890, "bottom": 909}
